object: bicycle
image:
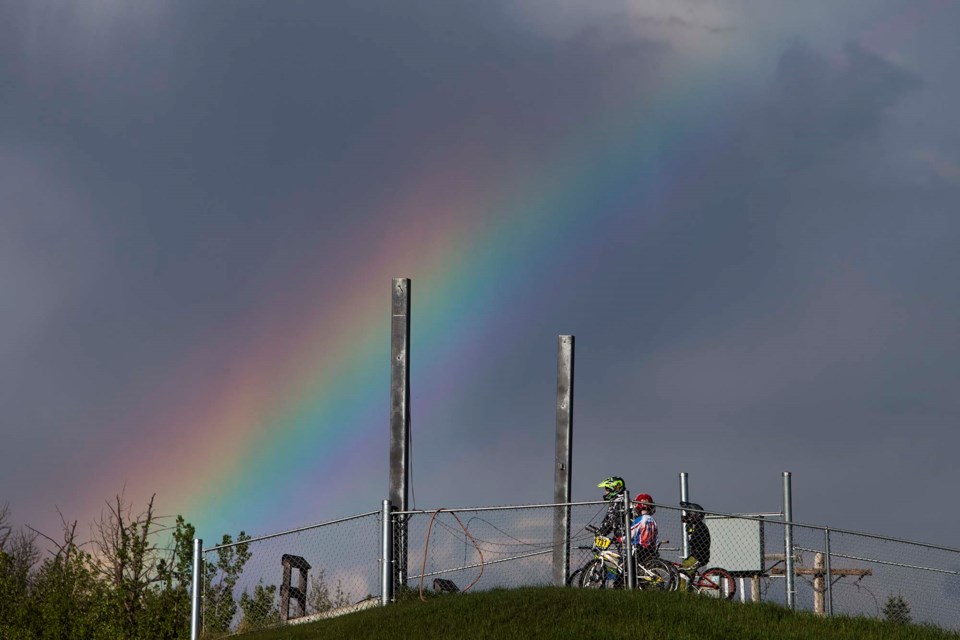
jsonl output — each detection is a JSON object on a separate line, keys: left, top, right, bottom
{"left": 568, "top": 525, "right": 675, "bottom": 591}
{"left": 666, "top": 559, "right": 736, "bottom": 599}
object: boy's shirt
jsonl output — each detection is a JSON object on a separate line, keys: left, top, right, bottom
{"left": 598, "top": 500, "right": 626, "bottom": 540}
{"left": 686, "top": 522, "right": 711, "bottom": 565}
{"left": 630, "top": 513, "right": 658, "bottom": 550}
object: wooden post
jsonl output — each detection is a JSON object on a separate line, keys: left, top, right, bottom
{"left": 814, "top": 552, "right": 825, "bottom": 615}
{"left": 280, "top": 562, "right": 291, "bottom": 619}
{"left": 751, "top": 575, "right": 761, "bottom": 602}
{"left": 552, "top": 335, "right": 574, "bottom": 586}
{"left": 389, "top": 278, "right": 410, "bottom": 587}
{"left": 769, "top": 555, "right": 871, "bottom": 613}
{"left": 279, "top": 554, "right": 311, "bottom": 622}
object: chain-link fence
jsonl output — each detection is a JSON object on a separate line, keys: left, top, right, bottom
{"left": 189, "top": 500, "right": 960, "bottom": 636}
{"left": 394, "top": 501, "right": 617, "bottom": 595}
{"left": 197, "top": 511, "right": 382, "bottom": 637}
{"left": 632, "top": 504, "right": 960, "bottom": 629}
{"left": 782, "top": 519, "right": 960, "bottom": 629}
{"left": 393, "top": 501, "right": 960, "bottom": 631}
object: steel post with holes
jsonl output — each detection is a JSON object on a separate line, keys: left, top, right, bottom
{"left": 382, "top": 499, "right": 394, "bottom": 606}
{"left": 390, "top": 278, "right": 411, "bottom": 587}
{"left": 190, "top": 538, "right": 202, "bottom": 640}
{"left": 783, "top": 471, "right": 795, "bottom": 609}
{"left": 680, "top": 472, "right": 690, "bottom": 560}
{"left": 623, "top": 492, "right": 635, "bottom": 590}
{"left": 552, "top": 335, "right": 574, "bottom": 586}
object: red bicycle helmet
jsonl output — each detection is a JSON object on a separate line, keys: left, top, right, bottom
{"left": 633, "top": 493, "right": 655, "bottom": 514}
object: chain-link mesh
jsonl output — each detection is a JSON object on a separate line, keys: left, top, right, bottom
{"left": 199, "top": 511, "right": 381, "bottom": 636}
{"left": 793, "top": 521, "right": 960, "bottom": 628}
{"left": 390, "top": 502, "right": 960, "bottom": 632}
{"left": 191, "top": 501, "right": 960, "bottom": 634}
{"left": 394, "top": 502, "right": 616, "bottom": 594}
{"left": 652, "top": 504, "right": 960, "bottom": 630}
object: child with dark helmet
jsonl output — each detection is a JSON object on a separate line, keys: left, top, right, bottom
{"left": 680, "top": 501, "right": 711, "bottom": 574}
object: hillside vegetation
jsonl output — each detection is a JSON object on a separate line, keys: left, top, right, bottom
{"left": 239, "top": 587, "right": 959, "bottom": 640}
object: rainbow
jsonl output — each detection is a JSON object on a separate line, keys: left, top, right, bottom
{"left": 87, "top": 4, "right": 934, "bottom": 539}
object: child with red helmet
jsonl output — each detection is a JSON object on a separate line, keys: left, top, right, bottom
{"left": 630, "top": 493, "right": 659, "bottom": 564}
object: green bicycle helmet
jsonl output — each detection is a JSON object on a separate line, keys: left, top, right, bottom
{"left": 597, "top": 476, "right": 626, "bottom": 501}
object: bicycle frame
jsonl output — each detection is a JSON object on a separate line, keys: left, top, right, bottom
{"left": 667, "top": 560, "right": 736, "bottom": 599}
{"left": 568, "top": 524, "right": 674, "bottom": 592}
{"left": 593, "top": 536, "right": 623, "bottom": 574}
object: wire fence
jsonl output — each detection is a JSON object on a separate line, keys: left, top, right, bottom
{"left": 642, "top": 504, "right": 959, "bottom": 629}
{"left": 784, "top": 519, "right": 960, "bottom": 629}
{"left": 191, "top": 500, "right": 960, "bottom": 635}
{"left": 198, "top": 511, "right": 382, "bottom": 637}
{"left": 396, "top": 502, "right": 613, "bottom": 594}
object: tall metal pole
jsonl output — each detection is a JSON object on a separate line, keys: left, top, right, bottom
{"left": 190, "top": 538, "right": 203, "bottom": 640}
{"left": 783, "top": 471, "right": 795, "bottom": 609}
{"left": 381, "top": 499, "right": 394, "bottom": 606}
{"left": 679, "top": 472, "right": 690, "bottom": 560}
{"left": 389, "top": 278, "right": 411, "bottom": 587}
{"left": 552, "top": 335, "right": 574, "bottom": 586}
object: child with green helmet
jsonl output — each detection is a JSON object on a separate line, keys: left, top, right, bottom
{"left": 596, "top": 476, "right": 628, "bottom": 540}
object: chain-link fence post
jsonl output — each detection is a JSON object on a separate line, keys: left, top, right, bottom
{"left": 382, "top": 499, "right": 394, "bottom": 606}
{"left": 823, "top": 527, "right": 833, "bottom": 616}
{"left": 190, "top": 538, "right": 202, "bottom": 640}
{"left": 783, "top": 471, "right": 795, "bottom": 609}
{"left": 623, "top": 492, "right": 635, "bottom": 590}
{"left": 679, "top": 472, "right": 689, "bottom": 560}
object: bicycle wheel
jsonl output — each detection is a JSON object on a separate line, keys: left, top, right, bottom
{"left": 663, "top": 560, "right": 682, "bottom": 592}
{"left": 697, "top": 568, "right": 736, "bottom": 600}
{"left": 579, "top": 559, "right": 615, "bottom": 589}
{"left": 566, "top": 566, "right": 585, "bottom": 587}
{"left": 636, "top": 559, "right": 675, "bottom": 592}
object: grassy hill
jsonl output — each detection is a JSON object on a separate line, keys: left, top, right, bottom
{"left": 236, "top": 587, "right": 959, "bottom": 640}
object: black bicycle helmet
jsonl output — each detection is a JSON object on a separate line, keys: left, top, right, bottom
{"left": 680, "top": 501, "right": 706, "bottom": 523}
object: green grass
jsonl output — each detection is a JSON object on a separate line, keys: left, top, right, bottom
{"left": 237, "top": 587, "right": 958, "bottom": 640}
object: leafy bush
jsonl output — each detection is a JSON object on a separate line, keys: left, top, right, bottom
{"left": 0, "top": 499, "right": 250, "bottom": 640}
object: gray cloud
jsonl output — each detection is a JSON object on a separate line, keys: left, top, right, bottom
{"left": 563, "top": 41, "right": 957, "bottom": 534}
{"left": 1, "top": 1, "right": 957, "bottom": 549}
